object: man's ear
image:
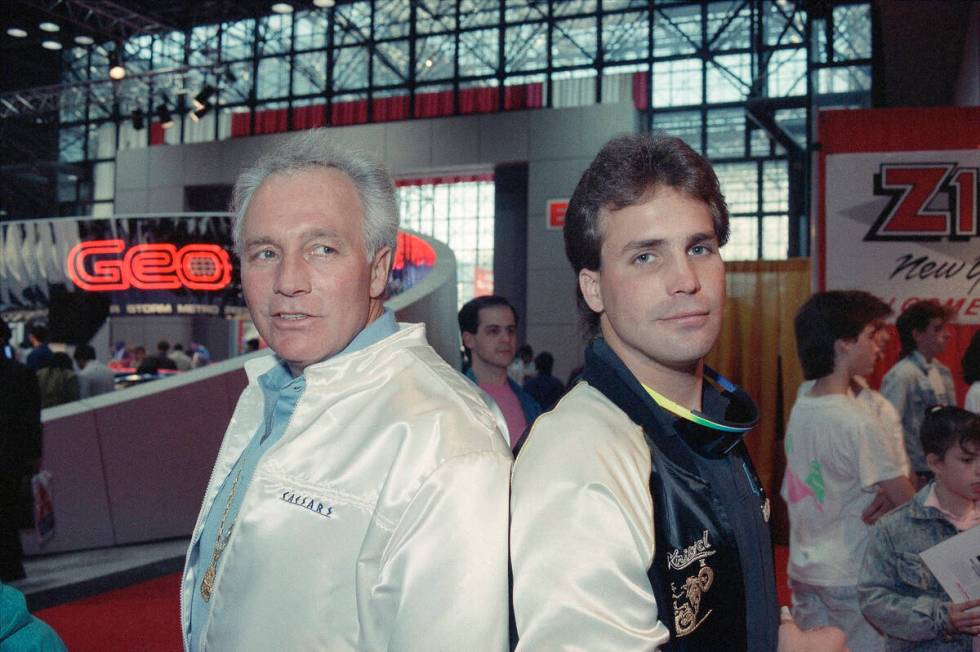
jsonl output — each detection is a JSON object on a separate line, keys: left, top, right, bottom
{"left": 579, "top": 268, "right": 603, "bottom": 314}
{"left": 461, "top": 331, "right": 475, "bottom": 351}
{"left": 369, "top": 246, "right": 393, "bottom": 299}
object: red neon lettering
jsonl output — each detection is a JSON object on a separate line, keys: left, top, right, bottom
{"left": 67, "top": 239, "right": 232, "bottom": 292}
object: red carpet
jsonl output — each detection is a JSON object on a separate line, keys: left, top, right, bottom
{"left": 35, "top": 573, "right": 183, "bottom": 652}
{"left": 32, "top": 547, "right": 791, "bottom": 649}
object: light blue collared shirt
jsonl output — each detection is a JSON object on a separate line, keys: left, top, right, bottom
{"left": 187, "top": 310, "right": 399, "bottom": 650}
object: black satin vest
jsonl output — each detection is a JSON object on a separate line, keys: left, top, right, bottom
{"left": 583, "top": 341, "right": 768, "bottom": 651}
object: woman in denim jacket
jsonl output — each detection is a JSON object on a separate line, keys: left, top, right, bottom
{"left": 858, "top": 407, "right": 980, "bottom": 651}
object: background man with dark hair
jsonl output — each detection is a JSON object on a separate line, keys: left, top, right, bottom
{"left": 522, "top": 352, "right": 564, "bottom": 410}
{"left": 25, "top": 324, "right": 51, "bottom": 372}
{"left": 881, "top": 300, "right": 956, "bottom": 482}
{"left": 0, "top": 317, "right": 42, "bottom": 582}
{"left": 784, "top": 290, "right": 915, "bottom": 652}
{"left": 458, "top": 295, "right": 540, "bottom": 450}
{"left": 511, "top": 133, "right": 802, "bottom": 650}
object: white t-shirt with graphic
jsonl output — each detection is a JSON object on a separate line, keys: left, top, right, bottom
{"left": 782, "top": 392, "right": 906, "bottom": 586}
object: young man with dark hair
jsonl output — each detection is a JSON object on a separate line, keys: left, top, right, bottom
{"left": 25, "top": 324, "right": 52, "bottom": 371}
{"left": 458, "top": 295, "right": 540, "bottom": 450}
{"left": 511, "top": 133, "right": 799, "bottom": 650}
{"left": 881, "top": 300, "right": 956, "bottom": 481}
{"left": 784, "top": 290, "right": 916, "bottom": 652}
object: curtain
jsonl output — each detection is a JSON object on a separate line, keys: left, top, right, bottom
{"left": 552, "top": 75, "right": 596, "bottom": 108}
{"left": 705, "top": 258, "right": 811, "bottom": 542}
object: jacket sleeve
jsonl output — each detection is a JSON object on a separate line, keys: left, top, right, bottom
{"left": 857, "top": 520, "right": 950, "bottom": 642}
{"left": 510, "top": 410, "right": 670, "bottom": 651}
{"left": 378, "top": 450, "right": 512, "bottom": 652}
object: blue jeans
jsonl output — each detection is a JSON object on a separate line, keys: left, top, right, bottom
{"left": 791, "top": 579, "right": 885, "bottom": 652}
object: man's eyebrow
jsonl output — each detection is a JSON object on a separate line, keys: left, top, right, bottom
{"left": 620, "top": 231, "right": 718, "bottom": 254}
{"left": 244, "top": 227, "right": 344, "bottom": 248}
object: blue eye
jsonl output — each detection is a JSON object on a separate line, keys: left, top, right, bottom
{"left": 311, "top": 245, "right": 336, "bottom": 256}
{"left": 634, "top": 253, "right": 654, "bottom": 264}
{"left": 252, "top": 249, "right": 277, "bottom": 261}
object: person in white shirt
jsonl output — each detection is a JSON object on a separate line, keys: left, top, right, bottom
{"left": 784, "top": 290, "right": 916, "bottom": 652}
{"left": 73, "top": 344, "right": 114, "bottom": 398}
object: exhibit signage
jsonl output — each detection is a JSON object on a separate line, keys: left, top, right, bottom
{"left": 819, "top": 108, "right": 980, "bottom": 324}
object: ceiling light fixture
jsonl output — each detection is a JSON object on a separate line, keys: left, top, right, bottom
{"left": 41, "top": 40, "right": 63, "bottom": 50}
{"left": 7, "top": 28, "right": 28, "bottom": 38}
{"left": 74, "top": 35, "right": 94, "bottom": 45}
{"left": 156, "top": 103, "right": 174, "bottom": 129}
{"left": 109, "top": 50, "right": 126, "bottom": 80}
{"left": 271, "top": 3, "right": 294, "bottom": 13}
{"left": 313, "top": 0, "right": 335, "bottom": 7}
{"left": 39, "top": 22, "right": 60, "bottom": 32}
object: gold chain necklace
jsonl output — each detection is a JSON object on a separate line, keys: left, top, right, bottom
{"left": 200, "top": 465, "right": 244, "bottom": 602}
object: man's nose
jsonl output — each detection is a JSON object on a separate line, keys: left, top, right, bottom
{"left": 274, "top": 254, "right": 312, "bottom": 296}
{"left": 667, "top": 254, "right": 701, "bottom": 294}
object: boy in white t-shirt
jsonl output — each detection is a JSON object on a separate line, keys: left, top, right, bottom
{"left": 783, "top": 290, "right": 917, "bottom": 652}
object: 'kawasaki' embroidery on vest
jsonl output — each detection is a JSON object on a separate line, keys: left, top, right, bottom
{"left": 281, "top": 490, "right": 334, "bottom": 518}
{"left": 669, "top": 531, "right": 716, "bottom": 637}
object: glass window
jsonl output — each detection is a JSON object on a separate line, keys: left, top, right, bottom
{"left": 417, "top": 34, "right": 456, "bottom": 81}
{"left": 294, "top": 11, "right": 327, "bottom": 51}
{"left": 374, "top": 40, "right": 409, "bottom": 87}
{"left": 375, "top": 3, "right": 411, "bottom": 40}
{"left": 762, "top": 160, "right": 789, "bottom": 212}
{"left": 603, "top": 11, "right": 648, "bottom": 62}
{"left": 653, "top": 5, "right": 701, "bottom": 57}
{"left": 767, "top": 47, "right": 807, "bottom": 97}
{"left": 815, "top": 65, "right": 871, "bottom": 94}
{"left": 653, "top": 110, "right": 703, "bottom": 152}
{"left": 832, "top": 4, "right": 872, "bottom": 61}
{"left": 505, "top": 23, "right": 547, "bottom": 73}
{"left": 715, "top": 162, "right": 757, "bottom": 213}
{"left": 152, "top": 31, "right": 186, "bottom": 68}
{"left": 552, "top": 17, "right": 598, "bottom": 68}
{"left": 762, "top": 215, "right": 789, "bottom": 259}
{"left": 652, "top": 58, "right": 702, "bottom": 107}
{"left": 257, "top": 56, "right": 290, "bottom": 99}
{"left": 220, "top": 62, "right": 254, "bottom": 105}
{"left": 764, "top": 2, "right": 805, "bottom": 46}
{"left": 706, "top": 53, "right": 750, "bottom": 103}
{"left": 334, "top": 1, "right": 371, "bottom": 46}
{"left": 707, "top": 1, "right": 751, "bottom": 51}
{"left": 506, "top": 0, "right": 548, "bottom": 23}
{"left": 706, "top": 108, "right": 745, "bottom": 158}
{"left": 459, "top": 29, "right": 498, "bottom": 78}
{"left": 458, "top": 0, "right": 499, "bottom": 28}
{"left": 417, "top": 0, "right": 457, "bottom": 34}
{"left": 725, "top": 216, "right": 759, "bottom": 261}
{"left": 397, "top": 177, "right": 495, "bottom": 309}
{"left": 59, "top": 127, "right": 86, "bottom": 162}
{"left": 221, "top": 20, "right": 254, "bottom": 61}
{"left": 189, "top": 24, "right": 219, "bottom": 67}
{"left": 257, "top": 15, "right": 291, "bottom": 56}
{"left": 334, "top": 47, "right": 370, "bottom": 90}
{"left": 293, "top": 51, "right": 327, "bottom": 96}
{"left": 554, "top": 0, "right": 597, "bottom": 17}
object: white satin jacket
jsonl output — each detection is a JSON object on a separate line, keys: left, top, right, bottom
{"left": 181, "top": 323, "right": 513, "bottom": 651}
{"left": 510, "top": 382, "right": 671, "bottom": 651}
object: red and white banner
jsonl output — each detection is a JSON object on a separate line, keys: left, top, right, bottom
{"left": 818, "top": 107, "right": 980, "bottom": 323}
{"left": 817, "top": 107, "right": 980, "bottom": 403}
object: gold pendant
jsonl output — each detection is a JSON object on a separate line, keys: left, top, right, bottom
{"left": 201, "top": 563, "right": 216, "bottom": 602}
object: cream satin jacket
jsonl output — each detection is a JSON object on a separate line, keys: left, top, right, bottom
{"left": 181, "top": 324, "right": 513, "bottom": 651}
{"left": 510, "top": 382, "right": 671, "bottom": 651}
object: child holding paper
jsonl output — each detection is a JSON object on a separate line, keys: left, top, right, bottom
{"left": 859, "top": 406, "right": 980, "bottom": 651}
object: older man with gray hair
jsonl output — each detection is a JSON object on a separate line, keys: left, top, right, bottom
{"left": 181, "top": 130, "right": 512, "bottom": 651}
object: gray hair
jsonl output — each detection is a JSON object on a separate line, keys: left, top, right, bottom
{"left": 231, "top": 129, "right": 399, "bottom": 260}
